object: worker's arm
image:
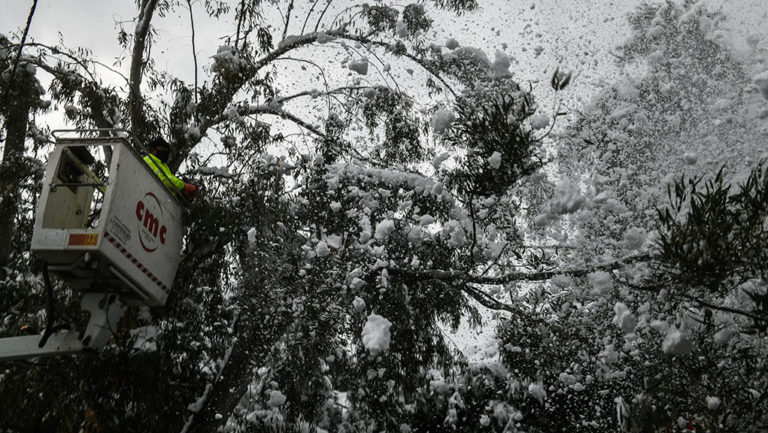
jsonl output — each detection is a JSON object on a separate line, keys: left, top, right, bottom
{"left": 161, "top": 165, "right": 185, "bottom": 191}
{"left": 144, "top": 154, "right": 185, "bottom": 192}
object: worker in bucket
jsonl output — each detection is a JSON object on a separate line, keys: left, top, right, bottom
{"left": 144, "top": 137, "right": 197, "bottom": 200}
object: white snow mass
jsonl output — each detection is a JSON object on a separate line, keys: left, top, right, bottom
{"left": 488, "top": 151, "right": 502, "bottom": 169}
{"left": 268, "top": 390, "right": 287, "bottom": 407}
{"left": 662, "top": 326, "right": 694, "bottom": 354}
{"left": 352, "top": 296, "right": 366, "bottom": 312}
{"left": 431, "top": 108, "right": 456, "bottom": 133}
{"left": 348, "top": 57, "right": 369, "bottom": 75}
{"left": 548, "top": 181, "right": 585, "bottom": 215}
{"left": 588, "top": 271, "right": 613, "bottom": 295}
{"left": 612, "top": 302, "right": 638, "bottom": 333}
{"left": 374, "top": 219, "right": 395, "bottom": 240}
{"left": 753, "top": 70, "right": 768, "bottom": 100}
{"left": 362, "top": 313, "right": 392, "bottom": 355}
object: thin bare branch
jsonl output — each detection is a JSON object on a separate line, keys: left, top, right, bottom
{"left": 273, "top": 56, "right": 334, "bottom": 112}
{"left": 281, "top": 0, "right": 295, "bottom": 41}
{"left": 473, "top": 253, "right": 652, "bottom": 284}
{"left": 234, "top": 0, "right": 248, "bottom": 50}
{"left": 235, "top": 104, "right": 327, "bottom": 138}
{"left": 301, "top": 0, "right": 322, "bottom": 35}
{"left": 276, "top": 85, "right": 370, "bottom": 104}
{"left": 680, "top": 293, "right": 766, "bottom": 323}
{"left": 461, "top": 283, "right": 519, "bottom": 314}
{"left": 477, "top": 242, "right": 512, "bottom": 278}
{"left": 255, "top": 30, "right": 455, "bottom": 99}
{"left": 335, "top": 33, "right": 457, "bottom": 98}
{"left": 186, "top": 0, "right": 199, "bottom": 116}
{"left": 24, "top": 42, "right": 99, "bottom": 82}
{"left": 314, "top": 0, "right": 334, "bottom": 32}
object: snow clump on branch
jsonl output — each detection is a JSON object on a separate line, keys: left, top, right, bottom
{"left": 530, "top": 113, "right": 550, "bottom": 130}
{"left": 488, "top": 151, "right": 502, "bottom": 169}
{"left": 212, "top": 45, "right": 246, "bottom": 76}
{"left": 493, "top": 51, "right": 511, "bottom": 77}
{"left": 349, "top": 57, "right": 369, "bottom": 75}
{"left": 612, "top": 302, "right": 638, "bottom": 333}
{"left": 323, "top": 163, "right": 454, "bottom": 203}
{"left": 548, "top": 180, "right": 585, "bottom": 215}
{"left": 705, "top": 396, "right": 721, "bottom": 410}
{"left": 588, "top": 271, "right": 613, "bottom": 295}
{"left": 753, "top": 70, "right": 768, "bottom": 100}
{"left": 431, "top": 108, "right": 456, "bottom": 133}
{"left": 279, "top": 32, "right": 335, "bottom": 49}
{"left": 375, "top": 219, "right": 395, "bottom": 240}
{"left": 267, "top": 390, "right": 287, "bottom": 407}
{"left": 362, "top": 314, "right": 392, "bottom": 355}
{"left": 527, "top": 382, "right": 547, "bottom": 404}
{"left": 352, "top": 297, "right": 366, "bottom": 312}
{"left": 662, "top": 326, "right": 694, "bottom": 354}
{"left": 446, "top": 46, "right": 490, "bottom": 67}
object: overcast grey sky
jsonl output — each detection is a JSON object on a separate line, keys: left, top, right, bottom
{"left": 0, "top": 1, "right": 647, "bottom": 96}
{"left": 1, "top": 0, "right": 765, "bottom": 131}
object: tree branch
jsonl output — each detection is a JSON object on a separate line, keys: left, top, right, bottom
{"left": 387, "top": 253, "right": 652, "bottom": 285}
{"left": 274, "top": 56, "right": 334, "bottom": 112}
{"left": 256, "top": 29, "right": 455, "bottom": 99}
{"left": 25, "top": 59, "right": 116, "bottom": 131}
{"left": 2, "top": 0, "right": 38, "bottom": 104}
{"left": 176, "top": 30, "right": 344, "bottom": 162}
{"left": 210, "top": 103, "right": 328, "bottom": 139}
{"left": 254, "top": 30, "right": 340, "bottom": 72}
{"left": 275, "top": 85, "right": 370, "bottom": 105}
{"left": 472, "top": 253, "right": 652, "bottom": 284}
{"left": 234, "top": 0, "right": 247, "bottom": 50}
{"left": 615, "top": 274, "right": 767, "bottom": 323}
{"left": 680, "top": 293, "right": 766, "bottom": 323}
{"left": 176, "top": 27, "right": 453, "bottom": 169}
{"left": 129, "top": 0, "right": 159, "bottom": 139}
{"left": 460, "top": 283, "right": 519, "bottom": 314}
{"left": 331, "top": 33, "right": 457, "bottom": 98}
{"left": 249, "top": 105, "right": 327, "bottom": 138}
{"left": 26, "top": 42, "right": 128, "bottom": 84}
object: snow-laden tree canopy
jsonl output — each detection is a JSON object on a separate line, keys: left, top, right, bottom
{"left": 1, "top": 1, "right": 767, "bottom": 432}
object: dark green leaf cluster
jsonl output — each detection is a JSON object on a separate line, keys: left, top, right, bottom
{"left": 359, "top": 87, "right": 425, "bottom": 165}
{"left": 443, "top": 91, "right": 540, "bottom": 198}
{"left": 402, "top": 4, "right": 433, "bottom": 36}
{"left": 229, "top": 161, "right": 477, "bottom": 431}
{"left": 0, "top": 41, "right": 48, "bottom": 115}
{"left": 362, "top": 4, "right": 399, "bottom": 34}
{"left": 657, "top": 163, "right": 768, "bottom": 329}
{"left": 429, "top": 0, "right": 479, "bottom": 14}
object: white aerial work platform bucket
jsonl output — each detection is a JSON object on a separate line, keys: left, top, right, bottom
{"left": 30, "top": 130, "right": 184, "bottom": 307}
{"left": 0, "top": 130, "right": 186, "bottom": 361}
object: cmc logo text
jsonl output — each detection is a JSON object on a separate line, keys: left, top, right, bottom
{"left": 136, "top": 192, "right": 167, "bottom": 252}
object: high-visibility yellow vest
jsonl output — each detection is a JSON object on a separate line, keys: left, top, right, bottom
{"left": 143, "top": 154, "right": 185, "bottom": 193}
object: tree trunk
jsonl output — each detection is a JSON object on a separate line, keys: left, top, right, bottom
{"left": 0, "top": 101, "right": 32, "bottom": 274}
{"left": 188, "top": 298, "right": 291, "bottom": 433}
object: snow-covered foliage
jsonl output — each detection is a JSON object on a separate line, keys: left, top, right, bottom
{"left": 1, "top": 1, "right": 766, "bottom": 433}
